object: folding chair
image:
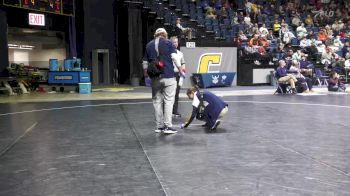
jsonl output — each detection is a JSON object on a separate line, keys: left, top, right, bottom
{"left": 273, "top": 72, "right": 292, "bottom": 95}
{"left": 314, "top": 68, "right": 329, "bottom": 86}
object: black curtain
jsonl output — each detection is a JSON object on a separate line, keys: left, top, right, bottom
{"left": 127, "top": 6, "right": 143, "bottom": 79}
{"left": 67, "top": 16, "right": 77, "bottom": 58}
{"left": 0, "top": 8, "right": 9, "bottom": 76}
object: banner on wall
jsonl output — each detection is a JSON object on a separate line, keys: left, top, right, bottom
{"left": 179, "top": 47, "right": 237, "bottom": 88}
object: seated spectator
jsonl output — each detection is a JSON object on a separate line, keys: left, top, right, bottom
{"left": 244, "top": 14, "right": 252, "bottom": 27}
{"left": 317, "top": 42, "right": 326, "bottom": 53}
{"left": 259, "top": 24, "right": 269, "bottom": 36}
{"left": 245, "top": 0, "right": 253, "bottom": 15}
{"left": 332, "top": 20, "right": 342, "bottom": 32}
{"left": 345, "top": 58, "right": 350, "bottom": 68}
{"left": 325, "top": 25, "right": 333, "bottom": 38}
{"left": 300, "top": 37, "right": 311, "bottom": 48}
{"left": 289, "top": 60, "right": 314, "bottom": 93}
{"left": 206, "top": 7, "right": 216, "bottom": 19}
{"left": 321, "top": 47, "right": 336, "bottom": 67}
{"left": 318, "top": 30, "right": 328, "bottom": 42}
{"left": 342, "top": 42, "right": 350, "bottom": 57}
{"left": 308, "top": 30, "right": 318, "bottom": 40}
{"left": 283, "top": 49, "right": 294, "bottom": 68}
{"left": 296, "top": 23, "right": 308, "bottom": 39}
{"left": 277, "top": 5, "right": 286, "bottom": 16}
{"left": 217, "top": 7, "right": 227, "bottom": 19}
{"left": 292, "top": 15, "right": 301, "bottom": 30}
{"left": 267, "top": 30, "right": 276, "bottom": 41}
{"left": 305, "top": 14, "right": 314, "bottom": 26}
{"left": 248, "top": 34, "right": 260, "bottom": 47}
{"left": 258, "top": 36, "right": 269, "bottom": 47}
{"left": 251, "top": 3, "right": 260, "bottom": 21}
{"left": 331, "top": 36, "right": 344, "bottom": 52}
{"left": 273, "top": 19, "right": 282, "bottom": 37}
{"left": 251, "top": 23, "right": 259, "bottom": 35}
{"left": 176, "top": 18, "right": 192, "bottom": 40}
{"left": 292, "top": 49, "right": 303, "bottom": 61}
{"left": 328, "top": 71, "right": 350, "bottom": 92}
{"left": 238, "top": 31, "right": 248, "bottom": 41}
{"left": 237, "top": 11, "right": 244, "bottom": 23}
{"left": 276, "top": 60, "right": 298, "bottom": 94}
{"left": 280, "top": 19, "right": 287, "bottom": 28}
{"left": 281, "top": 26, "right": 296, "bottom": 44}
{"left": 299, "top": 54, "right": 314, "bottom": 77}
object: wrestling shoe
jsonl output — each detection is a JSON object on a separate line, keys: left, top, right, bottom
{"left": 155, "top": 127, "right": 164, "bottom": 133}
{"left": 163, "top": 127, "right": 177, "bottom": 134}
{"left": 172, "top": 113, "right": 182, "bottom": 118}
{"left": 210, "top": 120, "right": 221, "bottom": 130}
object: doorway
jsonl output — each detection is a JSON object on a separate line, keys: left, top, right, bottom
{"left": 92, "top": 49, "right": 110, "bottom": 85}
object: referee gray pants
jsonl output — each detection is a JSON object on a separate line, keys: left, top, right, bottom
{"left": 151, "top": 77, "right": 177, "bottom": 129}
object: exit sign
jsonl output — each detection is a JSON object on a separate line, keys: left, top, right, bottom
{"left": 28, "top": 13, "right": 45, "bottom": 26}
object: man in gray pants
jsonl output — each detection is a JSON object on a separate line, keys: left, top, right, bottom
{"left": 143, "top": 28, "right": 184, "bottom": 134}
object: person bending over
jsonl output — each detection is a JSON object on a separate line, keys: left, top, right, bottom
{"left": 182, "top": 86, "right": 228, "bottom": 130}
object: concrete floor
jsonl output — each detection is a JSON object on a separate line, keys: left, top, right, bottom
{"left": 1, "top": 94, "right": 350, "bottom": 196}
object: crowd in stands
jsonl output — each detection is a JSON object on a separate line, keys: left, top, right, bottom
{"left": 156, "top": 0, "right": 350, "bottom": 93}
{"left": 189, "top": 0, "right": 350, "bottom": 93}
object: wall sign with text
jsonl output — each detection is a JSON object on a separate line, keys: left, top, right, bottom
{"left": 28, "top": 13, "right": 45, "bottom": 26}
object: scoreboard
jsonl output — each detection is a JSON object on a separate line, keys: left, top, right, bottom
{"left": 2, "top": 0, "right": 74, "bottom": 16}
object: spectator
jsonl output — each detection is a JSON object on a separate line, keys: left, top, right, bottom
{"left": 251, "top": 3, "right": 260, "bottom": 21}
{"left": 318, "top": 29, "right": 328, "bottom": 42}
{"left": 245, "top": 0, "right": 253, "bottom": 15}
{"left": 237, "top": 11, "right": 244, "bottom": 23}
{"left": 283, "top": 49, "right": 294, "bottom": 67}
{"left": 305, "top": 14, "right": 314, "bottom": 26}
{"left": 251, "top": 23, "right": 259, "bottom": 35}
{"left": 292, "top": 14, "right": 301, "bottom": 30}
{"left": 244, "top": 14, "right": 252, "bottom": 27}
{"left": 143, "top": 28, "right": 183, "bottom": 134}
{"left": 292, "top": 49, "right": 303, "bottom": 61}
{"left": 258, "top": 35, "right": 269, "bottom": 47}
{"left": 341, "top": 42, "right": 350, "bottom": 57}
{"left": 331, "top": 36, "right": 344, "bottom": 52}
{"left": 328, "top": 71, "right": 350, "bottom": 92}
{"left": 281, "top": 26, "right": 296, "bottom": 44}
{"left": 296, "top": 23, "right": 308, "bottom": 39}
{"left": 277, "top": 5, "right": 286, "bottom": 16}
{"left": 259, "top": 23, "right": 269, "bottom": 36}
{"left": 273, "top": 19, "right": 282, "bottom": 37}
{"left": 317, "top": 42, "right": 326, "bottom": 53}
{"left": 299, "top": 54, "right": 314, "bottom": 77}
{"left": 267, "top": 30, "right": 276, "bottom": 41}
{"left": 300, "top": 37, "right": 311, "bottom": 48}
{"left": 308, "top": 30, "right": 317, "bottom": 40}
{"left": 176, "top": 18, "right": 192, "bottom": 40}
{"left": 206, "top": 7, "right": 216, "bottom": 19}
{"left": 289, "top": 60, "right": 313, "bottom": 93}
{"left": 248, "top": 34, "right": 260, "bottom": 47}
{"left": 218, "top": 7, "right": 228, "bottom": 19}
{"left": 276, "top": 59, "right": 298, "bottom": 94}
{"left": 238, "top": 30, "right": 248, "bottom": 41}
{"left": 321, "top": 47, "right": 336, "bottom": 68}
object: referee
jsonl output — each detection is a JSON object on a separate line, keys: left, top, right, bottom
{"left": 170, "top": 36, "right": 186, "bottom": 118}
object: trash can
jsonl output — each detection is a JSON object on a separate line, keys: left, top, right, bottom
{"left": 270, "top": 71, "right": 276, "bottom": 86}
